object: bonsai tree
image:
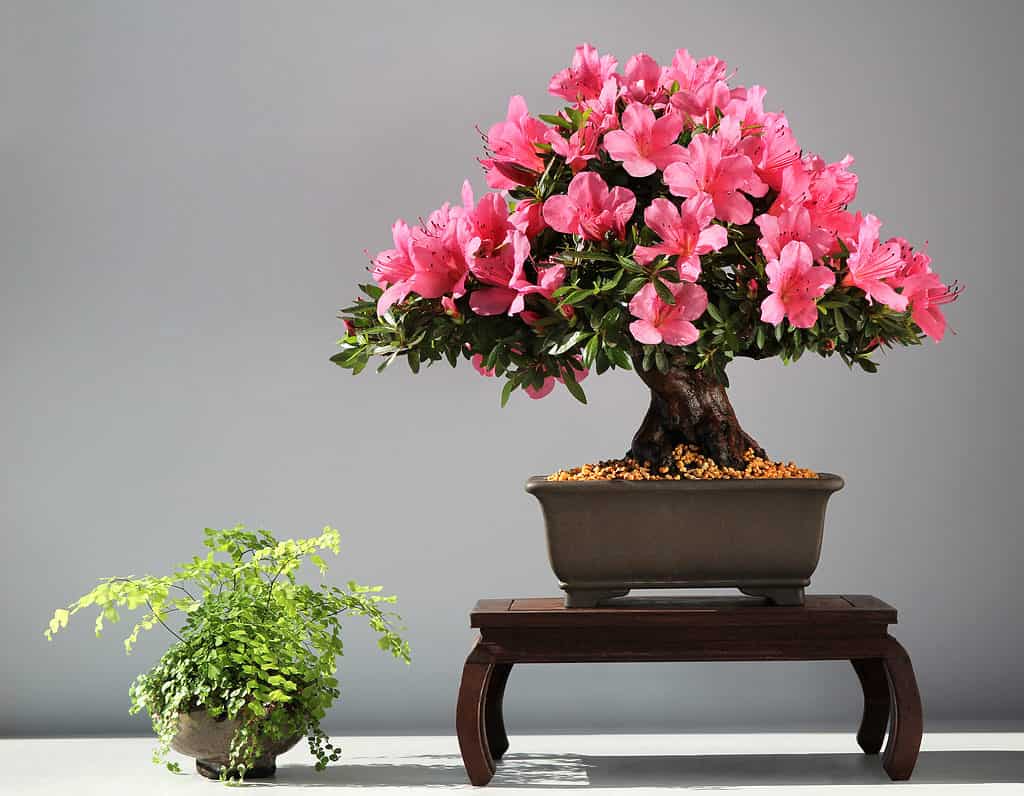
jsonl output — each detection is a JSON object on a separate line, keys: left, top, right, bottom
{"left": 46, "top": 525, "right": 410, "bottom": 780}
{"left": 334, "top": 44, "right": 959, "bottom": 468}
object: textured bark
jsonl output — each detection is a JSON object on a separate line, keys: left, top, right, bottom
{"left": 630, "top": 353, "right": 764, "bottom": 469}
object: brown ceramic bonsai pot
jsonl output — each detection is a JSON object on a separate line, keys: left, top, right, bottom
{"left": 171, "top": 709, "right": 303, "bottom": 779}
{"left": 525, "top": 474, "right": 844, "bottom": 607}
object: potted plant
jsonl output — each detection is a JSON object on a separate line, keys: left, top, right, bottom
{"left": 45, "top": 525, "right": 410, "bottom": 780}
{"left": 333, "top": 44, "right": 959, "bottom": 607}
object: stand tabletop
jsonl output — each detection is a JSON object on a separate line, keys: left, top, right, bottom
{"left": 471, "top": 595, "right": 896, "bottom": 629}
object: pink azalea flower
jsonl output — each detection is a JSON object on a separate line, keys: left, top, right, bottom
{"left": 759, "top": 241, "right": 835, "bottom": 329}
{"left": 724, "top": 84, "right": 768, "bottom": 134}
{"left": 622, "top": 52, "right": 664, "bottom": 103}
{"left": 371, "top": 219, "right": 417, "bottom": 315}
{"left": 628, "top": 281, "right": 709, "bottom": 346}
{"left": 516, "top": 261, "right": 566, "bottom": 305}
{"left": 843, "top": 214, "right": 909, "bottom": 311}
{"left": 890, "top": 240, "right": 932, "bottom": 283}
{"left": 480, "top": 96, "right": 548, "bottom": 190}
{"left": 901, "top": 271, "right": 957, "bottom": 341}
{"left": 886, "top": 240, "right": 959, "bottom": 341}
{"left": 663, "top": 133, "right": 767, "bottom": 224}
{"left": 458, "top": 181, "right": 511, "bottom": 258}
{"left": 471, "top": 353, "right": 495, "bottom": 378}
{"left": 768, "top": 161, "right": 812, "bottom": 215}
{"left": 407, "top": 204, "right": 473, "bottom": 301}
{"left": 633, "top": 195, "right": 727, "bottom": 281}
{"left": 524, "top": 378, "right": 556, "bottom": 399}
{"left": 469, "top": 232, "right": 531, "bottom": 316}
{"left": 670, "top": 79, "right": 732, "bottom": 130}
{"left": 374, "top": 202, "right": 474, "bottom": 316}
{"left": 755, "top": 205, "right": 834, "bottom": 262}
{"left": 525, "top": 360, "right": 590, "bottom": 400}
{"left": 806, "top": 154, "right": 857, "bottom": 211}
{"left": 713, "top": 114, "right": 743, "bottom": 155}
{"left": 548, "top": 43, "right": 618, "bottom": 102}
{"left": 766, "top": 154, "right": 855, "bottom": 239}
{"left": 747, "top": 113, "right": 801, "bottom": 191}
{"left": 509, "top": 198, "right": 547, "bottom": 238}
{"left": 440, "top": 295, "right": 460, "bottom": 318}
{"left": 661, "top": 49, "right": 733, "bottom": 127}
{"left": 469, "top": 233, "right": 565, "bottom": 317}
{"left": 545, "top": 121, "right": 600, "bottom": 173}
{"left": 581, "top": 77, "right": 622, "bottom": 135}
{"left": 542, "top": 172, "right": 636, "bottom": 241}
{"left": 804, "top": 154, "right": 859, "bottom": 242}
{"left": 602, "top": 103, "right": 686, "bottom": 177}
{"left": 660, "top": 49, "right": 729, "bottom": 95}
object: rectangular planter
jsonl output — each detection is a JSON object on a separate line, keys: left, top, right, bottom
{"left": 525, "top": 474, "right": 844, "bottom": 607}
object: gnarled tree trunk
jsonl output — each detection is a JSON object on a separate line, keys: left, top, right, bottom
{"left": 630, "top": 351, "right": 764, "bottom": 469}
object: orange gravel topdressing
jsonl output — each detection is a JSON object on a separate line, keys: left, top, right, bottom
{"left": 549, "top": 445, "right": 817, "bottom": 481}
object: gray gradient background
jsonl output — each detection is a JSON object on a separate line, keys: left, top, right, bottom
{"left": 2, "top": 0, "right": 1022, "bottom": 737}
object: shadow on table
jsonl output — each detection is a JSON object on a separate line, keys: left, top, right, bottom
{"left": 271, "top": 750, "right": 1024, "bottom": 787}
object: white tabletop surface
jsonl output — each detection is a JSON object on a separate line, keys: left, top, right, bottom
{"left": 2, "top": 733, "right": 1022, "bottom": 795}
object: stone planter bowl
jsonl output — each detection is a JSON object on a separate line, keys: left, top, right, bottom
{"left": 171, "top": 709, "right": 303, "bottom": 779}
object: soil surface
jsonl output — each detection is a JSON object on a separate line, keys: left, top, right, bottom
{"left": 549, "top": 445, "right": 817, "bottom": 481}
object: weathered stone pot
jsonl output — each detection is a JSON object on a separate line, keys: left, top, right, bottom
{"left": 525, "top": 474, "right": 844, "bottom": 607}
{"left": 171, "top": 709, "right": 303, "bottom": 779}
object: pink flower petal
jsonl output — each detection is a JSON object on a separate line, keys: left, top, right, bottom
{"left": 657, "top": 316, "right": 699, "bottom": 346}
{"left": 377, "top": 281, "right": 412, "bottom": 316}
{"left": 759, "top": 294, "right": 786, "bottom": 325}
{"left": 629, "top": 318, "right": 663, "bottom": 344}
{"left": 524, "top": 377, "right": 556, "bottom": 399}
{"left": 469, "top": 287, "right": 516, "bottom": 316}
{"left": 541, "top": 195, "right": 579, "bottom": 235}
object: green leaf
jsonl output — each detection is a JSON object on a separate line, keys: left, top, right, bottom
{"left": 600, "top": 307, "right": 622, "bottom": 330}
{"left": 549, "top": 331, "right": 590, "bottom": 356}
{"left": 652, "top": 279, "right": 675, "bottom": 305}
{"left": 560, "top": 366, "right": 587, "bottom": 404}
{"left": 856, "top": 356, "right": 878, "bottom": 373}
{"left": 500, "top": 378, "right": 516, "bottom": 408}
{"left": 605, "top": 345, "right": 633, "bottom": 370}
{"left": 624, "top": 276, "right": 648, "bottom": 294}
{"left": 642, "top": 345, "right": 655, "bottom": 372}
{"left": 597, "top": 270, "right": 624, "bottom": 292}
{"left": 538, "top": 113, "right": 572, "bottom": 130}
{"left": 559, "top": 287, "right": 594, "bottom": 306}
{"left": 582, "top": 334, "right": 600, "bottom": 368}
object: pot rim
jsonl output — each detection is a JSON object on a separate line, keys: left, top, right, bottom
{"left": 526, "top": 473, "right": 844, "bottom": 493}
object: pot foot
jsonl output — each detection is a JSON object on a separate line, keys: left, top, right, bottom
{"left": 564, "top": 587, "right": 629, "bottom": 608}
{"left": 739, "top": 586, "right": 805, "bottom": 606}
{"left": 195, "top": 757, "right": 277, "bottom": 780}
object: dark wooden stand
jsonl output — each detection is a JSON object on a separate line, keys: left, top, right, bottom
{"left": 456, "top": 595, "right": 922, "bottom": 786}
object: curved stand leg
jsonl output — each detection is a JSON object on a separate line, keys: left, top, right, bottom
{"left": 456, "top": 647, "right": 495, "bottom": 786}
{"left": 484, "top": 663, "right": 512, "bottom": 760}
{"left": 881, "top": 637, "right": 924, "bottom": 781}
{"left": 851, "top": 658, "right": 890, "bottom": 754}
